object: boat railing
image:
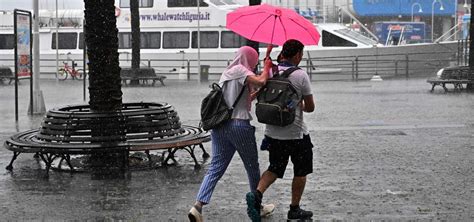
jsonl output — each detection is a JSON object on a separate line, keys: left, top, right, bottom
{"left": 0, "top": 48, "right": 459, "bottom": 81}
{"left": 435, "top": 24, "right": 463, "bottom": 43}
{"left": 304, "top": 49, "right": 457, "bottom": 81}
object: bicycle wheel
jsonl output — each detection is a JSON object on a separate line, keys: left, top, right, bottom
{"left": 75, "top": 69, "right": 84, "bottom": 80}
{"left": 58, "top": 68, "right": 68, "bottom": 80}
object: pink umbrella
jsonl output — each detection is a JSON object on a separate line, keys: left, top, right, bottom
{"left": 226, "top": 4, "right": 320, "bottom": 46}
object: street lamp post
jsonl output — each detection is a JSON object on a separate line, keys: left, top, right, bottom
{"left": 431, "top": 0, "right": 445, "bottom": 42}
{"left": 411, "top": 2, "right": 423, "bottom": 22}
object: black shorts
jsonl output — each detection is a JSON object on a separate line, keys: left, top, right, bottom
{"left": 265, "top": 134, "right": 313, "bottom": 178}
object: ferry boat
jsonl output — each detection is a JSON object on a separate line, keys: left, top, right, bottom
{"left": 0, "top": 0, "right": 458, "bottom": 81}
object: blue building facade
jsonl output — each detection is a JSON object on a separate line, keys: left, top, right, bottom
{"left": 352, "top": 0, "right": 456, "bottom": 17}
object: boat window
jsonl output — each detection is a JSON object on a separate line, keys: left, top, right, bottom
{"left": 79, "top": 32, "right": 84, "bottom": 49}
{"left": 322, "top": 30, "right": 357, "bottom": 47}
{"left": 51, "top": 33, "right": 78, "bottom": 49}
{"left": 163, "top": 32, "right": 190, "bottom": 49}
{"left": 118, "top": 32, "right": 161, "bottom": 49}
{"left": 168, "top": 0, "right": 208, "bottom": 7}
{"left": 221, "top": 31, "right": 246, "bottom": 48}
{"left": 141, "top": 32, "right": 161, "bottom": 49}
{"left": 192, "top": 31, "right": 219, "bottom": 48}
{"left": 0, "top": 34, "right": 14, "bottom": 49}
{"left": 120, "top": 0, "right": 153, "bottom": 8}
{"left": 118, "top": 32, "right": 132, "bottom": 49}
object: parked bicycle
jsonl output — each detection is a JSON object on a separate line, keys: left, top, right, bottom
{"left": 58, "top": 61, "right": 83, "bottom": 80}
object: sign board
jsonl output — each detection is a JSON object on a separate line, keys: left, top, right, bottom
{"left": 373, "top": 21, "right": 426, "bottom": 44}
{"left": 13, "top": 9, "right": 33, "bottom": 121}
{"left": 14, "top": 10, "right": 32, "bottom": 77}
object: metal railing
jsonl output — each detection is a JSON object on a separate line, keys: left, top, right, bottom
{"left": 0, "top": 46, "right": 461, "bottom": 82}
{"left": 304, "top": 50, "right": 457, "bottom": 81}
{"left": 457, "top": 39, "right": 469, "bottom": 66}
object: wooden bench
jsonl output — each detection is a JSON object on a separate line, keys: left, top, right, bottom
{"left": 121, "top": 67, "right": 166, "bottom": 86}
{"left": 427, "top": 66, "right": 473, "bottom": 92}
{"left": 0, "top": 66, "right": 30, "bottom": 84}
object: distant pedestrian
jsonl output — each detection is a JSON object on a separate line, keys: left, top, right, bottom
{"left": 246, "top": 39, "right": 316, "bottom": 222}
{"left": 188, "top": 46, "right": 275, "bottom": 222}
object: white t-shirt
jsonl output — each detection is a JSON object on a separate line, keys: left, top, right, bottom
{"left": 264, "top": 65, "right": 313, "bottom": 140}
{"left": 221, "top": 65, "right": 254, "bottom": 120}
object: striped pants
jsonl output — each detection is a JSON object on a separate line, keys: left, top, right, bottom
{"left": 196, "top": 119, "right": 260, "bottom": 204}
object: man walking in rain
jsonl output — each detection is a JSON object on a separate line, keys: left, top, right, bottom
{"left": 246, "top": 39, "right": 315, "bottom": 221}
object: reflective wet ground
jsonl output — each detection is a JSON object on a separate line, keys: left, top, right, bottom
{"left": 0, "top": 77, "right": 473, "bottom": 220}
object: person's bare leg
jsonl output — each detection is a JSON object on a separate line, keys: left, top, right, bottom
{"left": 257, "top": 171, "right": 278, "bottom": 193}
{"left": 291, "top": 176, "right": 306, "bottom": 206}
{"left": 194, "top": 201, "right": 204, "bottom": 208}
{"left": 189, "top": 201, "right": 205, "bottom": 221}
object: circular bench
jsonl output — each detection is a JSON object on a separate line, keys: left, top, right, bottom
{"left": 4, "top": 102, "right": 210, "bottom": 173}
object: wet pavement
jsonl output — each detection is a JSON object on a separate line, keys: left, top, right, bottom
{"left": 0, "top": 77, "right": 473, "bottom": 220}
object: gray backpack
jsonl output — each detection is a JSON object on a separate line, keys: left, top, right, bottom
{"left": 255, "top": 67, "right": 300, "bottom": 126}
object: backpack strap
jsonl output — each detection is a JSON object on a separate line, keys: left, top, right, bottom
{"left": 280, "top": 67, "right": 300, "bottom": 78}
{"left": 222, "top": 81, "right": 246, "bottom": 109}
{"left": 231, "top": 84, "right": 246, "bottom": 109}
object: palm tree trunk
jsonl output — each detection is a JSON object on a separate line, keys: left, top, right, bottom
{"left": 84, "top": 0, "right": 122, "bottom": 111}
{"left": 130, "top": 0, "right": 141, "bottom": 85}
{"left": 84, "top": 0, "right": 125, "bottom": 172}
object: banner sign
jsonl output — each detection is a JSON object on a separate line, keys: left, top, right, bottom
{"left": 353, "top": 0, "right": 456, "bottom": 17}
{"left": 14, "top": 10, "right": 32, "bottom": 77}
{"left": 139, "top": 12, "right": 211, "bottom": 23}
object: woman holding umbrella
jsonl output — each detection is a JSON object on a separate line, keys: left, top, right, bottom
{"left": 188, "top": 45, "right": 274, "bottom": 222}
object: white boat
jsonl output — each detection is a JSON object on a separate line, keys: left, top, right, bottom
{"left": 0, "top": 0, "right": 458, "bottom": 81}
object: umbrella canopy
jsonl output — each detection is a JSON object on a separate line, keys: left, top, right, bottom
{"left": 226, "top": 4, "right": 320, "bottom": 46}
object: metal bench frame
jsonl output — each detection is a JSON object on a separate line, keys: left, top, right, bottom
{"left": 0, "top": 67, "right": 30, "bottom": 84}
{"left": 427, "top": 66, "right": 473, "bottom": 92}
{"left": 120, "top": 67, "right": 166, "bottom": 86}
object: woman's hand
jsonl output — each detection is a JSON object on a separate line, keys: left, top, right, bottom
{"left": 250, "top": 90, "right": 259, "bottom": 101}
{"left": 263, "top": 57, "right": 273, "bottom": 71}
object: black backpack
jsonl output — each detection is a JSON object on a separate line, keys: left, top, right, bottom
{"left": 255, "top": 67, "right": 300, "bottom": 126}
{"left": 200, "top": 82, "right": 246, "bottom": 131}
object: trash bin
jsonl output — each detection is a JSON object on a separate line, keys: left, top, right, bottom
{"left": 200, "top": 65, "right": 210, "bottom": 82}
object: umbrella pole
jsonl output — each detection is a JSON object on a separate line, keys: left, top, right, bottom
{"left": 247, "top": 0, "right": 262, "bottom": 72}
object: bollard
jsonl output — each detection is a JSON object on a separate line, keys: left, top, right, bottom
{"left": 148, "top": 60, "right": 151, "bottom": 67}
{"left": 351, "top": 60, "right": 355, "bottom": 80}
{"left": 355, "top": 56, "right": 359, "bottom": 81}
{"left": 187, "top": 60, "right": 190, "bottom": 80}
{"left": 395, "top": 60, "right": 398, "bottom": 76}
{"left": 405, "top": 54, "right": 409, "bottom": 79}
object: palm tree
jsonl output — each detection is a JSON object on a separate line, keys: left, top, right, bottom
{"left": 84, "top": 0, "right": 124, "bottom": 170}
{"left": 130, "top": 0, "right": 141, "bottom": 85}
{"left": 84, "top": 0, "right": 122, "bottom": 111}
